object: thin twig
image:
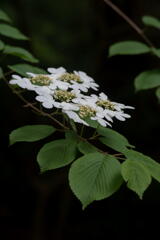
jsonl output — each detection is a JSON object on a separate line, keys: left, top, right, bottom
{"left": 3, "top": 73, "right": 127, "bottom": 158}
{"left": 4, "top": 70, "right": 14, "bottom": 77}
{"left": 16, "top": 93, "right": 69, "bottom": 130}
{"left": 88, "top": 133, "right": 100, "bottom": 140}
{"left": 113, "top": 153, "right": 124, "bottom": 157}
{"left": 103, "top": 0, "right": 155, "bottom": 48}
{"left": 3, "top": 75, "right": 69, "bottom": 130}
{"left": 80, "top": 124, "right": 85, "bottom": 137}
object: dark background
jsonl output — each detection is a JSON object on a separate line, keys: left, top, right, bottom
{"left": 0, "top": 0, "right": 160, "bottom": 239}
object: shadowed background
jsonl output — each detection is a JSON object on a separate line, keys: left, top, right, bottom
{"left": 0, "top": 0, "right": 160, "bottom": 239}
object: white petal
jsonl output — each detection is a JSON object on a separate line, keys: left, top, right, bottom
{"left": 42, "top": 101, "right": 53, "bottom": 109}
{"left": 12, "top": 75, "right": 22, "bottom": 80}
{"left": 121, "top": 113, "right": 131, "bottom": 118}
{"left": 61, "top": 102, "right": 79, "bottom": 111}
{"left": 37, "top": 94, "right": 52, "bottom": 101}
{"left": 57, "top": 81, "right": 69, "bottom": 90}
{"left": 90, "top": 94, "right": 98, "bottom": 100}
{"left": 91, "top": 85, "right": 99, "bottom": 91}
{"left": 9, "top": 80, "right": 18, "bottom": 85}
{"left": 115, "top": 114, "right": 125, "bottom": 121}
{"left": 47, "top": 67, "right": 66, "bottom": 74}
{"left": 35, "top": 87, "right": 52, "bottom": 95}
{"left": 36, "top": 95, "right": 47, "bottom": 102}
{"left": 124, "top": 105, "right": 135, "bottom": 109}
{"left": 49, "top": 84, "right": 57, "bottom": 90}
{"left": 52, "top": 101, "right": 61, "bottom": 108}
{"left": 64, "top": 110, "right": 88, "bottom": 126}
{"left": 99, "top": 92, "right": 108, "bottom": 100}
{"left": 104, "top": 114, "right": 113, "bottom": 122}
{"left": 10, "top": 80, "right": 28, "bottom": 89}
{"left": 79, "top": 85, "right": 88, "bottom": 92}
{"left": 104, "top": 109, "right": 115, "bottom": 117}
{"left": 26, "top": 72, "right": 36, "bottom": 77}
{"left": 97, "top": 118, "right": 107, "bottom": 127}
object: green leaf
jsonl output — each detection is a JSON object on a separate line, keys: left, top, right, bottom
{"left": 0, "top": 67, "right": 4, "bottom": 78}
{"left": 10, "top": 125, "right": 56, "bottom": 145}
{"left": 69, "top": 153, "right": 123, "bottom": 209}
{"left": 8, "top": 64, "right": 47, "bottom": 77}
{"left": 69, "top": 119, "right": 77, "bottom": 132}
{"left": 155, "top": 87, "right": 160, "bottom": 101}
{"left": 65, "top": 130, "right": 79, "bottom": 142}
{"left": 124, "top": 150, "right": 160, "bottom": 183}
{"left": 37, "top": 139, "right": 77, "bottom": 172}
{"left": 4, "top": 45, "right": 38, "bottom": 63}
{"left": 135, "top": 70, "right": 160, "bottom": 91}
{"left": 98, "top": 126, "right": 134, "bottom": 153}
{"left": 85, "top": 118, "right": 99, "bottom": 128}
{"left": 151, "top": 48, "right": 160, "bottom": 58}
{"left": 0, "top": 9, "right": 11, "bottom": 23}
{"left": 109, "top": 41, "right": 150, "bottom": 57}
{"left": 0, "top": 24, "right": 28, "bottom": 40}
{"left": 142, "top": 16, "right": 160, "bottom": 29}
{"left": 121, "top": 159, "right": 151, "bottom": 199}
{"left": 78, "top": 141, "right": 98, "bottom": 154}
{"left": 0, "top": 40, "right": 4, "bottom": 50}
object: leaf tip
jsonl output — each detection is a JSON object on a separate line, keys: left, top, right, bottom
{"left": 9, "top": 139, "right": 15, "bottom": 146}
{"left": 137, "top": 191, "right": 143, "bottom": 200}
{"left": 108, "top": 52, "right": 114, "bottom": 58}
{"left": 82, "top": 201, "right": 90, "bottom": 210}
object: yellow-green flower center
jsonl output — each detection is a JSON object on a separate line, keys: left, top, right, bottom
{"left": 30, "top": 75, "right": 52, "bottom": 86}
{"left": 97, "top": 100, "right": 115, "bottom": 111}
{"left": 59, "top": 73, "right": 82, "bottom": 83}
{"left": 79, "top": 105, "right": 96, "bottom": 118}
{"left": 54, "top": 90, "right": 76, "bottom": 102}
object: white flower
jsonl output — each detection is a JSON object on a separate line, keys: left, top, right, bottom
{"left": 36, "top": 95, "right": 61, "bottom": 109}
{"left": 10, "top": 74, "right": 35, "bottom": 90}
{"left": 98, "top": 92, "right": 134, "bottom": 110}
{"left": 91, "top": 116, "right": 111, "bottom": 127}
{"left": 35, "top": 86, "right": 53, "bottom": 96}
{"left": 112, "top": 102, "right": 134, "bottom": 111}
{"left": 72, "top": 95, "right": 96, "bottom": 108}
{"left": 52, "top": 88, "right": 83, "bottom": 104}
{"left": 67, "top": 71, "right": 99, "bottom": 92}
{"left": 9, "top": 71, "right": 70, "bottom": 96}
{"left": 71, "top": 94, "right": 113, "bottom": 127}
{"left": 63, "top": 110, "right": 89, "bottom": 126}
{"left": 87, "top": 92, "right": 134, "bottom": 122}
{"left": 26, "top": 72, "right": 70, "bottom": 92}
{"left": 60, "top": 102, "right": 79, "bottom": 111}
{"left": 49, "top": 80, "right": 70, "bottom": 91}
{"left": 9, "top": 68, "right": 134, "bottom": 128}
{"left": 36, "top": 94, "right": 78, "bottom": 110}
{"left": 10, "top": 73, "right": 54, "bottom": 94}
{"left": 104, "top": 109, "right": 131, "bottom": 121}
{"left": 10, "top": 68, "right": 99, "bottom": 96}
{"left": 36, "top": 88, "right": 83, "bottom": 111}
{"left": 48, "top": 68, "right": 99, "bottom": 93}
{"left": 92, "top": 107, "right": 113, "bottom": 126}
{"left": 47, "top": 67, "right": 66, "bottom": 75}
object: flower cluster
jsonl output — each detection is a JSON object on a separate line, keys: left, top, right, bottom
{"left": 10, "top": 67, "right": 134, "bottom": 127}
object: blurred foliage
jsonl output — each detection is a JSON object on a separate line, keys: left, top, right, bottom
{"left": 2, "top": 0, "right": 160, "bottom": 153}
{"left": 1, "top": 0, "right": 107, "bottom": 72}
{"left": 0, "top": 0, "right": 160, "bottom": 180}
{"left": 0, "top": 0, "right": 160, "bottom": 239}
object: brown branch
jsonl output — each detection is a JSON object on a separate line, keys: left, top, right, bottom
{"left": 16, "top": 92, "right": 69, "bottom": 130}
{"left": 3, "top": 75, "right": 69, "bottom": 130}
{"left": 3, "top": 73, "right": 127, "bottom": 158}
{"left": 103, "top": 0, "right": 155, "bottom": 48}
